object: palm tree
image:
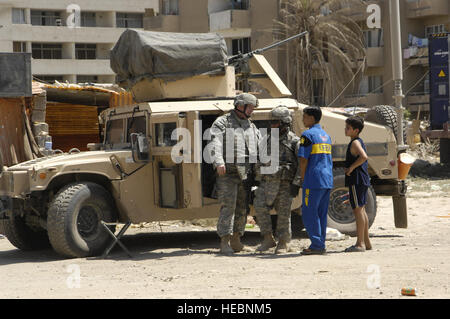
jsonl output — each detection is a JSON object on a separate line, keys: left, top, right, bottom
{"left": 276, "top": 0, "right": 367, "bottom": 106}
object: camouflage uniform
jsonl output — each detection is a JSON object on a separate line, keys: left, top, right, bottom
{"left": 209, "top": 94, "right": 261, "bottom": 238}
{"left": 254, "top": 106, "right": 301, "bottom": 243}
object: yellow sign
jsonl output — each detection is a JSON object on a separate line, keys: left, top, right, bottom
{"left": 439, "top": 70, "right": 446, "bottom": 77}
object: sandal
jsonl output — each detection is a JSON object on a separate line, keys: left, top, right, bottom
{"left": 344, "top": 245, "right": 365, "bottom": 253}
{"left": 301, "top": 248, "right": 326, "bottom": 255}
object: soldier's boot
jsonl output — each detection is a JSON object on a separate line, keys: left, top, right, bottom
{"left": 230, "top": 233, "right": 250, "bottom": 252}
{"left": 275, "top": 239, "right": 291, "bottom": 254}
{"left": 220, "top": 235, "right": 234, "bottom": 255}
{"left": 256, "top": 233, "right": 276, "bottom": 252}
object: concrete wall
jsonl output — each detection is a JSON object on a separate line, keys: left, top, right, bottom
{"left": 179, "top": 0, "right": 209, "bottom": 32}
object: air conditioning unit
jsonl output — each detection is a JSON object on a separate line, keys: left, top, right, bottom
{"left": 55, "top": 18, "right": 62, "bottom": 26}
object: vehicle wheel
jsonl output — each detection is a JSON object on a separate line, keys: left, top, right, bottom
{"left": 0, "top": 214, "right": 50, "bottom": 251}
{"left": 47, "top": 182, "right": 117, "bottom": 258}
{"left": 327, "top": 174, "right": 377, "bottom": 235}
{"left": 364, "top": 105, "right": 406, "bottom": 143}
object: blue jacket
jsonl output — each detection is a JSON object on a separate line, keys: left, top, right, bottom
{"left": 298, "top": 124, "right": 333, "bottom": 189}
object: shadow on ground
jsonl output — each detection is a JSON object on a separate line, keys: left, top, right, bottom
{"left": 0, "top": 228, "right": 315, "bottom": 264}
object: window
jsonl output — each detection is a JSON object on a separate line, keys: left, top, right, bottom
{"left": 81, "top": 12, "right": 96, "bottom": 27}
{"left": 105, "top": 119, "right": 125, "bottom": 145}
{"left": 363, "top": 29, "right": 384, "bottom": 48}
{"left": 13, "top": 42, "right": 27, "bottom": 53}
{"left": 155, "top": 123, "right": 177, "bottom": 147}
{"left": 126, "top": 116, "right": 147, "bottom": 143}
{"left": 232, "top": 37, "right": 251, "bottom": 55}
{"left": 77, "top": 75, "right": 98, "bottom": 83}
{"left": 75, "top": 44, "right": 97, "bottom": 60}
{"left": 425, "top": 24, "right": 446, "bottom": 37}
{"left": 359, "top": 75, "right": 383, "bottom": 94}
{"left": 231, "top": 0, "right": 249, "bottom": 10}
{"left": 12, "top": 8, "right": 26, "bottom": 24}
{"left": 162, "top": 0, "right": 179, "bottom": 15}
{"left": 116, "top": 13, "right": 143, "bottom": 28}
{"left": 31, "top": 10, "right": 61, "bottom": 26}
{"left": 369, "top": 75, "right": 383, "bottom": 94}
{"left": 32, "top": 43, "right": 62, "bottom": 59}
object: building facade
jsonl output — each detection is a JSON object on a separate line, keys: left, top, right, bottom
{"left": 1, "top": 0, "right": 448, "bottom": 116}
{"left": 0, "top": 0, "right": 158, "bottom": 83}
{"left": 336, "top": 0, "right": 449, "bottom": 116}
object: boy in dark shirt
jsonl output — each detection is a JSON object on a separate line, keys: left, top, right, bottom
{"left": 344, "top": 116, "right": 372, "bottom": 252}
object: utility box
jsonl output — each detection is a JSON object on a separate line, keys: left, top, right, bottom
{"left": 0, "top": 53, "right": 32, "bottom": 98}
{"left": 428, "top": 33, "right": 450, "bottom": 130}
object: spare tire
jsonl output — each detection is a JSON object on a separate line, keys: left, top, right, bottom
{"left": 364, "top": 105, "right": 406, "bottom": 143}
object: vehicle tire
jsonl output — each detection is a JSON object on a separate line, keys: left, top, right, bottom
{"left": 47, "top": 182, "right": 117, "bottom": 258}
{"left": 0, "top": 214, "right": 50, "bottom": 251}
{"left": 327, "top": 174, "right": 377, "bottom": 235}
{"left": 364, "top": 105, "right": 406, "bottom": 143}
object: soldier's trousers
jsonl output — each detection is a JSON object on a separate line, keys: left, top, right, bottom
{"left": 254, "top": 180, "right": 293, "bottom": 241}
{"left": 216, "top": 174, "right": 247, "bottom": 238}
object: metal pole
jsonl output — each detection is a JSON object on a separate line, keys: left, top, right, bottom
{"left": 389, "top": 0, "right": 406, "bottom": 149}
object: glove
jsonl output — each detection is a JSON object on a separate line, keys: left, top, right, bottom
{"left": 290, "top": 184, "right": 300, "bottom": 197}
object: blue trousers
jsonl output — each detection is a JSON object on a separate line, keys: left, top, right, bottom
{"left": 302, "top": 188, "right": 331, "bottom": 250}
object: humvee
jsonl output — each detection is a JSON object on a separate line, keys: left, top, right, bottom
{"left": 0, "top": 31, "right": 408, "bottom": 258}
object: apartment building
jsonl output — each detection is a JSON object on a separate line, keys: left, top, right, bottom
{"left": 336, "top": 0, "right": 450, "bottom": 116}
{"left": 0, "top": 0, "right": 158, "bottom": 84}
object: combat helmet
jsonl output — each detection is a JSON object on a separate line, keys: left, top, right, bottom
{"left": 234, "top": 93, "right": 258, "bottom": 118}
{"left": 271, "top": 105, "right": 292, "bottom": 124}
{"left": 234, "top": 93, "right": 259, "bottom": 108}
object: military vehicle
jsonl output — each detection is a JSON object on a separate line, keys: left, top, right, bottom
{"left": 0, "top": 30, "right": 408, "bottom": 258}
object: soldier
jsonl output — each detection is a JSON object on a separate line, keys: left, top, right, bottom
{"left": 254, "top": 105, "right": 301, "bottom": 254}
{"left": 209, "top": 93, "right": 261, "bottom": 254}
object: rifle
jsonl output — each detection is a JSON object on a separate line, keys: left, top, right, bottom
{"left": 227, "top": 31, "right": 308, "bottom": 91}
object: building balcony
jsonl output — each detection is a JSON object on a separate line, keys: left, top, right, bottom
{"left": 144, "top": 15, "right": 180, "bottom": 32}
{"left": 403, "top": 47, "right": 428, "bottom": 66}
{"left": 31, "top": 59, "right": 114, "bottom": 75}
{"left": 342, "top": 93, "right": 384, "bottom": 108}
{"left": 209, "top": 9, "right": 251, "bottom": 32}
{"left": 406, "top": 0, "right": 449, "bottom": 19}
{"left": 406, "top": 93, "right": 430, "bottom": 112}
{"left": 11, "top": 24, "right": 126, "bottom": 44}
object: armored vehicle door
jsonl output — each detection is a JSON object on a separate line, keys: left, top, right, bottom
{"left": 150, "top": 111, "right": 203, "bottom": 209}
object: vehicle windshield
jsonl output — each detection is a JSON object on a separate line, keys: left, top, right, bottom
{"left": 104, "top": 115, "right": 146, "bottom": 149}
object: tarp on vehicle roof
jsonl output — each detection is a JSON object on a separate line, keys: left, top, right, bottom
{"left": 110, "top": 29, "right": 228, "bottom": 88}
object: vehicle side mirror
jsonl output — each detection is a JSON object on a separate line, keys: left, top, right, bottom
{"left": 130, "top": 133, "right": 150, "bottom": 163}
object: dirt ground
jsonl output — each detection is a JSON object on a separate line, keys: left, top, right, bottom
{"left": 1, "top": 165, "right": 449, "bottom": 299}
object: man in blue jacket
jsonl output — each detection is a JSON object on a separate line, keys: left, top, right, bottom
{"left": 297, "top": 106, "right": 333, "bottom": 255}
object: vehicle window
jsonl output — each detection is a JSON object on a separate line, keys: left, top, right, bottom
{"left": 105, "top": 119, "right": 124, "bottom": 145}
{"left": 126, "top": 116, "right": 146, "bottom": 142}
{"left": 155, "top": 122, "right": 177, "bottom": 147}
